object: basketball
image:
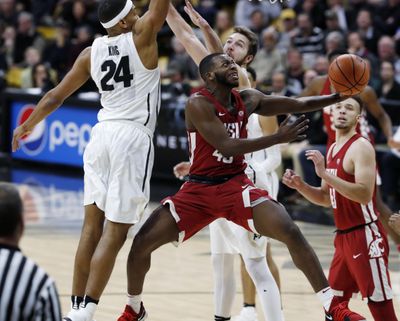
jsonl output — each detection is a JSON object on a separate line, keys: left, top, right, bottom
{"left": 328, "top": 54, "right": 370, "bottom": 96}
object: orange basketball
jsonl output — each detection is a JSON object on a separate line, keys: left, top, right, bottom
{"left": 328, "top": 54, "right": 370, "bottom": 96}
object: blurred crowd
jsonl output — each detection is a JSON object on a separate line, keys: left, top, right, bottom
{"left": 0, "top": 0, "right": 400, "bottom": 206}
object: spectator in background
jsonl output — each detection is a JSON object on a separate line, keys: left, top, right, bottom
{"left": 0, "top": 182, "right": 62, "bottom": 321}
{"left": 381, "top": 149, "right": 400, "bottom": 210}
{"left": 2, "top": 25, "right": 16, "bottom": 67}
{"left": 323, "top": 10, "right": 345, "bottom": 38}
{"left": 326, "top": 0, "right": 348, "bottom": 32}
{"left": 234, "top": 0, "right": 280, "bottom": 30}
{"left": 68, "top": 25, "right": 94, "bottom": 69}
{"left": 313, "top": 55, "right": 329, "bottom": 75}
{"left": 248, "top": 9, "right": 268, "bottom": 38}
{"left": 377, "top": 61, "right": 400, "bottom": 102}
{"left": 214, "top": 10, "right": 234, "bottom": 44}
{"left": 377, "top": 36, "right": 400, "bottom": 83}
{"left": 324, "top": 31, "right": 346, "bottom": 55}
{"left": 30, "top": 62, "right": 56, "bottom": 92}
{"left": 346, "top": 0, "right": 375, "bottom": 31}
{"left": 30, "top": 0, "right": 57, "bottom": 25}
{"left": 269, "top": 71, "right": 295, "bottom": 98}
{"left": 303, "top": 69, "right": 318, "bottom": 87}
{"left": 275, "top": 8, "right": 297, "bottom": 54}
{"left": 294, "top": 0, "right": 326, "bottom": 30}
{"left": 292, "top": 13, "right": 324, "bottom": 69}
{"left": 13, "top": 11, "right": 45, "bottom": 64}
{"left": 43, "top": 20, "right": 72, "bottom": 82}
{"left": 376, "top": 0, "right": 400, "bottom": 36}
{"left": 286, "top": 47, "right": 305, "bottom": 95}
{"left": 355, "top": 9, "right": 381, "bottom": 55}
{"left": 20, "top": 46, "right": 41, "bottom": 88}
{"left": 167, "top": 35, "right": 199, "bottom": 81}
{"left": 194, "top": 0, "right": 217, "bottom": 26}
{"left": 0, "top": 0, "right": 18, "bottom": 26}
{"left": 251, "top": 28, "right": 284, "bottom": 89}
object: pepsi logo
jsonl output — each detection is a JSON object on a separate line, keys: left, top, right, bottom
{"left": 17, "top": 105, "right": 47, "bottom": 156}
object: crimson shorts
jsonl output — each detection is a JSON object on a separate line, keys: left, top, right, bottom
{"left": 162, "top": 173, "right": 271, "bottom": 243}
{"left": 329, "top": 220, "right": 393, "bottom": 302}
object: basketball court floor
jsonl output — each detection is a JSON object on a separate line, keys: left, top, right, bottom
{"left": 14, "top": 174, "right": 400, "bottom": 321}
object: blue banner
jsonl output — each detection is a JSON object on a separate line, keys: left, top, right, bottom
{"left": 11, "top": 102, "right": 98, "bottom": 166}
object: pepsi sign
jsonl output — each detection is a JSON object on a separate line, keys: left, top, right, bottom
{"left": 11, "top": 102, "right": 98, "bottom": 166}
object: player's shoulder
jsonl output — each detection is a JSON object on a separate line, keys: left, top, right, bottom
{"left": 187, "top": 92, "right": 212, "bottom": 108}
{"left": 350, "top": 136, "right": 375, "bottom": 156}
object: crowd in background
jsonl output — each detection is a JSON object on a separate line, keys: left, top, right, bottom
{"left": 0, "top": 0, "right": 400, "bottom": 206}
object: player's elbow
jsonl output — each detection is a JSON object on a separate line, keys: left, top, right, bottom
{"left": 44, "top": 90, "right": 63, "bottom": 109}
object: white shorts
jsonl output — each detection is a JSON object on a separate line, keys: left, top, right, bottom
{"left": 210, "top": 218, "right": 267, "bottom": 259}
{"left": 83, "top": 121, "right": 154, "bottom": 224}
{"left": 209, "top": 168, "right": 279, "bottom": 258}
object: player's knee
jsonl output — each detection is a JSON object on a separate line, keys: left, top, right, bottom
{"left": 280, "top": 222, "right": 303, "bottom": 244}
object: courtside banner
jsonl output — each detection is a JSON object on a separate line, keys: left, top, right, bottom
{"left": 11, "top": 101, "right": 96, "bottom": 166}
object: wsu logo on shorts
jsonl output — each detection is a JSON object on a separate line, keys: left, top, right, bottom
{"left": 17, "top": 105, "right": 47, "bottom": 156}
{"left": 368, "top": 238, "right": 384, "bottom": 259}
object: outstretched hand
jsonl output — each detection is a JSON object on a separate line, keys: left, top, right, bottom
{"left": 282, "top": 169, "right": 303, "bottom": 189}
{"left": 305, "top": 149, "right": 326, "bottom": 178}
{"left": 12, "top": 125, "right": 32, "bottom": 152}
{"left": 184, "top": 0, "right": 209, "bottom": 28}
{"left": 276, "top": 114, "right": 309, "bottom": 143}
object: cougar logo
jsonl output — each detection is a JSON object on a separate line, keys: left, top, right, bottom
{"left": 368, "top": 238, "right": 384, "bottom": 259}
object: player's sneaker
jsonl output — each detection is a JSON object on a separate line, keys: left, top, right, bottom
{"left": 326, "top": 298, "right": 366, "bottom": 321}
{"left": 233, "top": 307, "right": 259, "bottom": 321}
{"left": 117, "top": 304, "right": 147, "bottom": 321}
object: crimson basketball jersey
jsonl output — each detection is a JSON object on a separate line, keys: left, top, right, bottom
{"left": 321, "top": 78, "right": 372, "bottom": 148}
{"left": 188, "top": 88, "right": 248, "bottom": 177}
{"left": 326, "top": 133, "right": 379, "bottom": 230}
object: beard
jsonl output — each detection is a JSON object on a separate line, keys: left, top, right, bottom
{"left": 215, "top": 72, "right": 238, "bottom": 88}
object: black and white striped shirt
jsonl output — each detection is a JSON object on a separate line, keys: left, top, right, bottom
{"left": 0, "top": 244, "right": 62, "bottom": 321}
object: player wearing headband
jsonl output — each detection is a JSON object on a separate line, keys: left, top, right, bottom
{"left": 12, "top": 0, "right": 170, "bottom": 320}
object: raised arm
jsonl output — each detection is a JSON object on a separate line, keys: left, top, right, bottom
{"left": 135, "top": 0, "right": 169, "bottom": 40}
{"left": 240, "top": 88, "right": 345, "bottom": 117}
{"left": 183, "top": 0, "right": 224, "bottom": 54}
{"left": 133, "top": 0, "right": 170, "bottom": 68}
{"left": 12, "top": 47, "right": 91, "bottom": 151}
{"left": 361, "top": 86, "right": 394, "bottom": 146}
{"left": 166, "top": 3, "right": 209, "bottom": 65}
{"left": 185, "top": 95, "right": 309, "bottom": 157}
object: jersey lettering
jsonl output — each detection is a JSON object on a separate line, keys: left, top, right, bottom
{"left": 100, "top": 55, "right": 134, "bottom": 91}
{"left": 108, "top": 45, "right": 120, "bottom": 56}
{"left": 327, "top": 168, "right": 338, "bottom": 209}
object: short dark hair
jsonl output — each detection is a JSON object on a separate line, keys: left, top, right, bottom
{"left": 247, "top": 66, "right": 257, "bottom": 82}
{"left": 233, "top": 26, "right": 258, "bottom": 59}
{"left": 199, "top": 53, "right": 222, "bottom": 81}
{"left": 328, "top": 49, "right": 348, "bottom": 62}
{"left": 98, "top": 0, "right": 127, "bottom": 24}
{"left": 0, "top": 183, "right": 23, "bottom": 237}
{"left": 349, "top": 95, "right": 363, "bottom": 113}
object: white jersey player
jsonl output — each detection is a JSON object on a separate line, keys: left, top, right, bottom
{"left": 12, "top": 0, "right": 170, "bottom": 320}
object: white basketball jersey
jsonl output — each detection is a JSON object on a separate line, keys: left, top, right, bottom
{"left": 246, "top": 114, "right": 267, "bottom": 164}
{"left": 90, "top": 33, "right": 160, "bottom": 132}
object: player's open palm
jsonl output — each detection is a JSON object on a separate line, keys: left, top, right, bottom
{"left": 276, "top": 114, "right": 309, "bottom": 143}
{"left": 12, "top": 125, "right": 32, "bottom": 152}
{"left": 305, "top": 150, "right": 326, "bottom": 177}
{"left": 184, "top": 0, "right": 208, "bottom": 28}
{"left": 282, "top": 169, "right": 303, "bottom": 189}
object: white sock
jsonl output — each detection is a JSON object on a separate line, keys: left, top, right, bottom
{"left": 78, "top": 302, "right": 97, "bottom": 321}
{"left": 243, "top": 257, "right": 284, "bottom": 321}
{"left": 316, "top": 286, "right": 334, "bottom": 311}
{"left": 211, "top": 253, "right": 236, "bottom": 318}
{"left": 128, "top": 294, "right": 142, "bottom": 313}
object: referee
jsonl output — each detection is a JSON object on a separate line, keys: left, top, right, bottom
{"left": 0, "top": 182, "right": 62, "bottom": 321}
